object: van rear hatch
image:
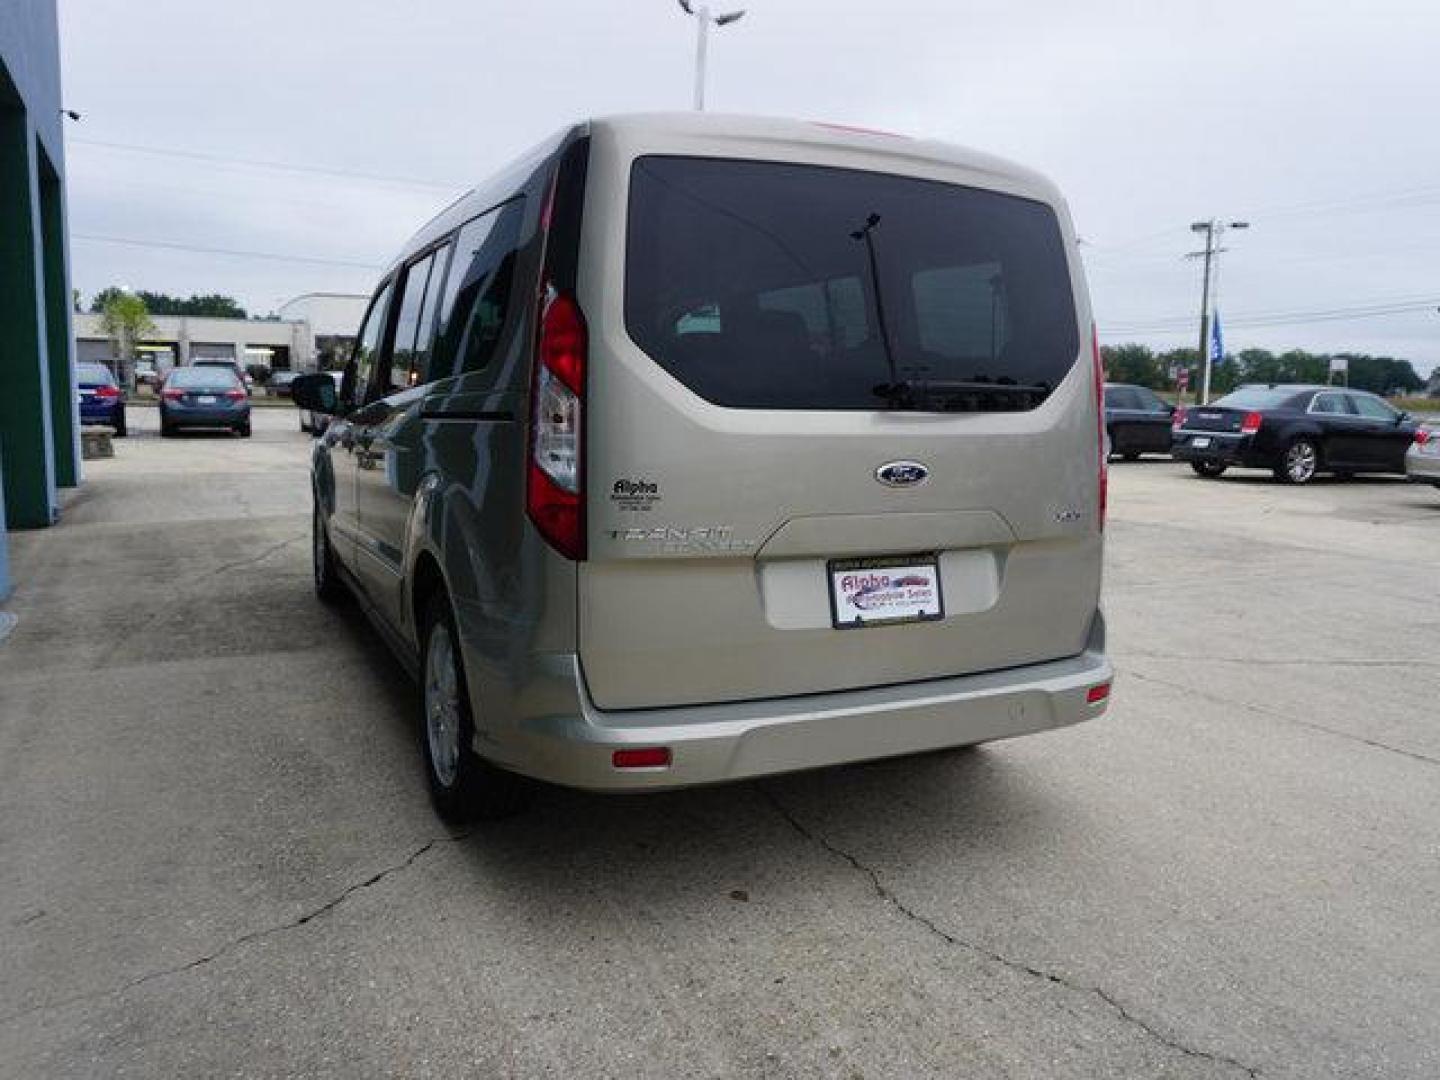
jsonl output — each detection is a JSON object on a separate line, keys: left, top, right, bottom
{"left": 578, "top": 149, "right": 1100, "bottom": 710}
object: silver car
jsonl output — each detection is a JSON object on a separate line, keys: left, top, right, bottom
{"left": 1406, "top": 424, "right": 1440, "bottom": 488}
{"left": 292, "top": 114, "right": 1112, "bottom": 821}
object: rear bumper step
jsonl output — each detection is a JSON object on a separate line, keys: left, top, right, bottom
{"left": 488, "top": 646, "right": 1113, "bottom": 792}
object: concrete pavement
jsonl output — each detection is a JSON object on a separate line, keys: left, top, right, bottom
{"left": 1, "top": 409, "right": 1437, "bottom": 1078}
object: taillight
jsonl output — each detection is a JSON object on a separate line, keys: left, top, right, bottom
{"left": 1092, "top": 324, "right": 1106, "bottom": 530}
{"left": 526, "top": 290, "right": 587, "bottom": 560}
{"left": 1240, "top": 411, "right": 1262, "bottom": 435}
{"left": 224, "top": 388, "right": 246, "bottom": 400}
{"left": 161, "top": 387, "right": 184, "bottom": 401}
{"left": 94, "top": 385, "right": 121, "bottom": 400}
{"left": 1172, "top": 406, "right": 1187, "bottom": 431}
{"left": 1414, "top": 428, "right": 1431, "bottom": 446}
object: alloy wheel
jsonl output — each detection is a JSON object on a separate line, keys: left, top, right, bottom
{"left": 1285, "top": 441, "right": 1318, "bottom": 483}
{"left": 424, "top": 623, "right": 463, "bottom": 788}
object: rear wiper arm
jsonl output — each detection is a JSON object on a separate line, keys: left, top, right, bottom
{"left": 872, "top": 379, "right": 1051, "bottom": 410}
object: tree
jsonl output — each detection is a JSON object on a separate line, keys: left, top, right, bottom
{"left": 1101, "top": 343, "right": 1162, "bottom": 387}
{"left": 89, "top": 288, "right": 248, "bottom": 319}
{"left": 98, "top": 292, "right": 157, "bottom": 390}
{"left": 137, "top": 291, "right": 247, "bottom": 318}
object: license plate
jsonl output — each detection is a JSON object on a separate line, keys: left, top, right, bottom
{"left": 828, "top": 555, "right": 944, "bottom": 629}
{"left": 1191, "top": 436, "right": 1212, "bottom": 448}
{"left": 197, "top": 394, "right": 217, "bottom": 404}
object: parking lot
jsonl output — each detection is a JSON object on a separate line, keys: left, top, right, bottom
{"left": 1, "top": 405, "right": 1437, "bottom": 1079}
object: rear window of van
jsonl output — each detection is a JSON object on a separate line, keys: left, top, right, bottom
{"left": 625, "top": 156, "right": 1079, "bottom": 411}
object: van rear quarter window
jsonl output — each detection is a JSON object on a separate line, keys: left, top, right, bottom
{"left": 624, "top": 156, "right": 1079, "bottom": 411}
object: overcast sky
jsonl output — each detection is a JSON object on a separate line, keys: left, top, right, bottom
{"left": 59, "top": 0, "right": 1440, "bottom": 377}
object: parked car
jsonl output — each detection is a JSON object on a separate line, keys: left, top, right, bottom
{"left": 1405, "top": 426, "right": 1440, "bottom": 491}
{"left": 298, "top": 371, "right": 343, "bottom": 434}
{"left": 159, "top": 366, "right": 251, "bottom": 437}
{"left": 1104, "top": 382, "right": 1174, "bottom": 460}
{"left": 76, "top": 361, "right": 126, "bottom": 436}
{"left": 1172, "top": 384, "right": 1420, "bottom": 483}
{"left": 268, "top": 370, "right": 301, "bottom": 397}
{"left": 291, "top": 113, "right": 1112, "bottom": 822}
{"left": 134, "top": 359, "right": 161, "bottom": 391}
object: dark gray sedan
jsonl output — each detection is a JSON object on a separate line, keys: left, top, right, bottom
{"left": 159, "top": 366, "right": 251, "bottom": 437}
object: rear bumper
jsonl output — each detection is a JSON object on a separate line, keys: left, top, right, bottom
{"left": 1406, "top": 448, "right": 1440, "bottom": 482}
{"left": 1171, "top": 432, "right": 1256, "bottom": 466}
{"left": 480, "top": 635, "right": 1113, "bottom": 792}
{"left": 162, "top": 405, "right": 249, "bottom": 427}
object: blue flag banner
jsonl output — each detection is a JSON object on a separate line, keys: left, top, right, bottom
{"left": 1210, "top": 311, "right": 1225, "bottom": 362}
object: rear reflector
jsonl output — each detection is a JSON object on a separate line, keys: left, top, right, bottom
{"left": 612, "top": 747, "right": 671, "bottom": 769}
{"left": 1086, "top": 683, "right": 1111, "bottom": 705}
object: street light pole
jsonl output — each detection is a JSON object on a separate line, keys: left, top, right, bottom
{"left": 1188, "top": 218, "right": 1249, "bottom": 404}
{"left": 692, "top": 4, "right": 709, "bottom": 111}
{"left": 677, "top": 1, "right": 746, "bottom": 111}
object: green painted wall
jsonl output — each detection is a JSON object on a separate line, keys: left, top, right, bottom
{"left": 0, "top": 102, "right": 57, "bottom": 528}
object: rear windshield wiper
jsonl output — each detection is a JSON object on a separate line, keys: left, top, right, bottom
{"left": 872, "top": 379, "right": 1051, "bottom": 412}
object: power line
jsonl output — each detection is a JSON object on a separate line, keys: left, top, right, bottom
{"left": 1103, "top": 296, "right": 1440, "bottom": 335}
{"left": 72, "top": 232, "right": 385, "bottom": 270}
{"left": 69, "top": 137, "right": 468, "bottom": 194}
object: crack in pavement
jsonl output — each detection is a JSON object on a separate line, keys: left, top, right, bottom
{"left": 1123, "top": 667, "right": 1440, "bottom": 768}
{"left": 0, "top": 831, "right": 469, "bottom": 1029}
{"left": 203, "top": 533, "right": 307, "bottom": 580}
{"left": 759, "top": 787, "right": 1261, "bottom": 1079}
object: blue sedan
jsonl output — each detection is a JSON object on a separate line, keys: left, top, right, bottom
{"left": 76, "top": 362, "right": 127, "bottom": 437}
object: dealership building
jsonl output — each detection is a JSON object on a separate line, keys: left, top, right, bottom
{"left": 1, "top": 0, "right": 77, "bottom": 601}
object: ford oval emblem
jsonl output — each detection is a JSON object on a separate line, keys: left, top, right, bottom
{"left": 875, "top": 460, "right": 929, "bottom": 488}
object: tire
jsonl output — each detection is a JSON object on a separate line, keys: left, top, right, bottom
{"left": 418, "top": 593, "right": 530, "bottom": 823}
{"left": 300, "top": 414, "right": 310, "bottom": 434}
{"left": 159, "top": 417, "right": 174, "bottom": 438}
{"left": 1191, "top": 461, "right": 1227, "bottom": 478}
{"left": 1276, "top": 438, "right": 1319, "bottom": 484}
{"left": 238, "top": 421, "right": 252, "bottom": 438}
{"left": 312, "top": 501, "right": 345, "bottom": 604}
{"left": 113, "top": 410, "right": 127, "bottom": 438}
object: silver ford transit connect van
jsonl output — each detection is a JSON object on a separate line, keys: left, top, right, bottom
{"left": 292, "top": 114, "right": 1112, "bottom": 821}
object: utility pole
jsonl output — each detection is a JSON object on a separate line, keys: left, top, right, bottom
{"left": 1187, "top": 218, "right": 1248, "bottom": 404}
{"left": 677, "top": 1, "right": 746, "bottom": 111}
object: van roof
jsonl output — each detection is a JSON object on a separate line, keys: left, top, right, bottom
{"left": 589, "top": 112, "right": 1058, "bottom": 193}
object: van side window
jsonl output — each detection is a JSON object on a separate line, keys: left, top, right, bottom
{"left": 347, "top": 279, "right": 393, "bottom": 408}
{"left": 384, "top": 252, "right": 437, "bottom": 396}
{"left": 431, "top": 198, "right": 527, "bottom": 381}
{"left": 414, "top": 239, "right": 454, "bottom": 385}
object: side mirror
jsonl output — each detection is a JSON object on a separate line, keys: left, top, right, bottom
{"left": 1397, "top": 411, "right": 1410, "bottom": 423}
{"left": 1166, "top": 404, "right": 1177, "bottom": 416}
{"left": 291, "top": 373, "right": 341, "bottom": 416}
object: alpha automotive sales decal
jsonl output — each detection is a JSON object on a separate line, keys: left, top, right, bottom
{"left": 610, "top": 477, "right": 662, "bottom": 513}
{"left": 829, "top": 559, "right": 944, "bottom": 627}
